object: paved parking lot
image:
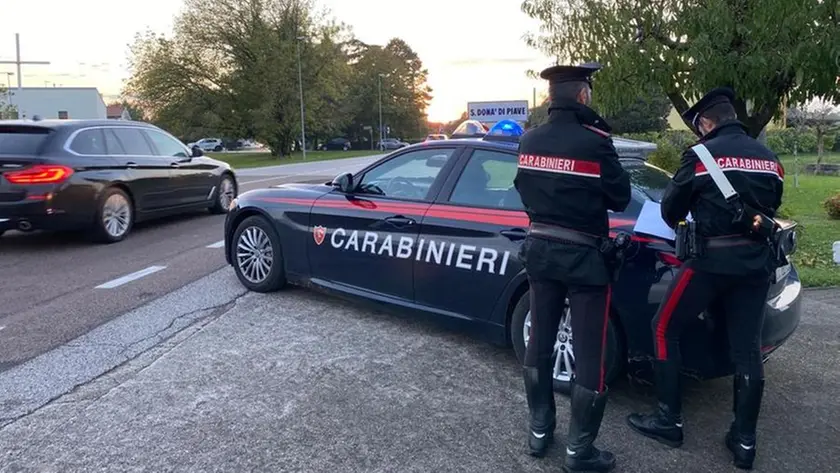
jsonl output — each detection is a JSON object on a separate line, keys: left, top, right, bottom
{"left": 0, "top": 269, "right": 838, "bottom": 472}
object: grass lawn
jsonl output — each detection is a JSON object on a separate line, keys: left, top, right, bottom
{"left": 210, "top": 149, "right": 383, "bottom": 169}
{"left": 777, "top": 153, "right": 840, "bottom": 287}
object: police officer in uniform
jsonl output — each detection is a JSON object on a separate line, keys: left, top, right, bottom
{"left": 515, "top": 63, "right": 631, "bottom": 473}
{"left": 627, "top": 88, "right": 784, "bottom": 470}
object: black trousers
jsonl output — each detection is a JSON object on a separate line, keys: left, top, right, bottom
{"left": 652, "top": 261, "right": 771, "bottom": 378}
{"left": 524, "top": 276, "right": 611, "bottom": 392}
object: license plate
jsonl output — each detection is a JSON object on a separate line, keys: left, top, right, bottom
{"left": 775, "top": 264, "right": 791, "bottom": 282}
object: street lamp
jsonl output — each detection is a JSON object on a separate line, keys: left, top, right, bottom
{"left": 296, "top": 36, "right": 307, "bottom": 160}
{"left": 378, "top": 73, "right": 385, "bottom": 150}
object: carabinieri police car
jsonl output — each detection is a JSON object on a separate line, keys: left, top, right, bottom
{"left": 223, "top": 120, "right": 802, "bottom": 394}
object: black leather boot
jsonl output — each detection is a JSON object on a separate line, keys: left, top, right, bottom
{"left": 626, "top": 360, "right": 684, "bottom": 448}
{"left": 725, "top": 374, "right": 764, "bottom": 470}
{"left": 563, "top": 383, "right": 615, "bottom": 473}
{"left": 523, "top": 365, "right": 556, "bottom": 457}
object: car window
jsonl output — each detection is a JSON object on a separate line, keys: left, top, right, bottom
{"left": 112, "top": 128, "right": 154, "bottom": 155}
{"left": 145, "top": 130, "right": 189, "bottom": 158}
{"left": 102, "top": 129, "right": 126, "bottom": 154}
{"left": 0, "top": 127, "right": 52, "bottom": 155}
{"left": 356, "top": 148, "right": 455, "bottom": 201}
{"left": 624, "top": 162, "right": 673, "bottom": 202}
{"left": 69, "top": 129, "right": 108, "bottom": 156}
{"left": 449, "top": 148, "right": 523, "bottom": 210}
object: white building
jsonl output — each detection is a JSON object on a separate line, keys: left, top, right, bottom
{"left": 4, "top": 87, "right": 107, "bottom": 120}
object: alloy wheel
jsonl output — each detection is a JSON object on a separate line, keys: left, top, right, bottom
{"left": 523, "top": 301, "right": 574, "bottom": 383}
{"left": 219, "top": 177, "right": 235, "bottom": 210}
{"left": 102, "top": 193, "right": 132, "bottom": 238}
{"left": 236, "top": 226, "right": 274, "bottom": 283}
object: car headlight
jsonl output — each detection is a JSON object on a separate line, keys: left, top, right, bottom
{"left": 229, "top": 198, "right": 238, "bottom": 211}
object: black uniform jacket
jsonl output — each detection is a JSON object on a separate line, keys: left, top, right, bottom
{"left": 661, "top": 120, "right": 784, "bottom": 276}
{"left": 514, "top": 99, "right": 631, "bottom": 286}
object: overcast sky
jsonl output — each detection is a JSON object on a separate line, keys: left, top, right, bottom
{"left": 0, "top": 0, "right": 553, "bottom": 122}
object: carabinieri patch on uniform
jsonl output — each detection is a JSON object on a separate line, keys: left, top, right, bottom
{"left": 517, "top": 154, "right": 601, "bottom": 178}
{"left": 694, "top": 156, "right": 784, "bottom": 181}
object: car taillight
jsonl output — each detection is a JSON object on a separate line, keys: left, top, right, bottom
{"left": 657, "top": 252, "right": 682, "bottom": 267}
{"left": 4, "top": 165, "right": 74, "bottom": 184}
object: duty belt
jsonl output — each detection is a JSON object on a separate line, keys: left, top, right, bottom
{"left": 704, "top": 234, "right": 763, "bottom": 249}
{"left": 527, "top": 222, "right": 602, "bottom": 249}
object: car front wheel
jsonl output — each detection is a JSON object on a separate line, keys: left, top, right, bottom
{"left": 231, "top": 215, "right": 286, "bottom": 292}
{"left": 510, "top": 290, "right": 625, "bottom": 395}
{"left": 210, "top": 174, "right": 237, "bottom": 214}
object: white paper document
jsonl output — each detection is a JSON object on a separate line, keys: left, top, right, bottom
{"left": 632, "top": 201, "right": 692, "bottom": 241}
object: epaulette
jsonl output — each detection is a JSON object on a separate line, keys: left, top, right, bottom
{"left": 582, "top": 124, "right": 611, "bottom": 138}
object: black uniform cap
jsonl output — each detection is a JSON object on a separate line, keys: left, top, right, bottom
{"left": 681, "top": 87, "right": 736, "bottom": 130}
{"left": 540, "top": 62, "right": 602, "bottom": 89}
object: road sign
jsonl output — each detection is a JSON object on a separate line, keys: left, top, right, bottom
{"left": 467, "top": 100, "right": 529, "bottom": 123}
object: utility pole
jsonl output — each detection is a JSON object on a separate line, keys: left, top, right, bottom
{"left": 296, "top": 36, "right": 307, "bottom": 160}
{"left": 3, "top": 72, "right": 13, "bottom": 106}
{"left": 378, "top": 73, "right": 385, "bottom": 151}
{"left": 0, "top": 34, "right": 51, "bottom": 89}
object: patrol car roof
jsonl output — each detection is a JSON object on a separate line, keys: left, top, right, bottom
{"left": 426, "top": 133, "right": 657, "bottom": 159}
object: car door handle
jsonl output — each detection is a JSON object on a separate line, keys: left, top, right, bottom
{"left": 384, "top": 215, "right": 415, "bottom": 226}
{"left": 170, "top": 162, "right": 180, "bottom": 168}
{"left": 126, "top": 162, "right": 138, "bottom": 169}
{"left": 500, "top": 228, "right": 528, "bottom": 241}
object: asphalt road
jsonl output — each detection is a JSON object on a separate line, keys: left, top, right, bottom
{"left": 0, "top": 268, "right": 837, "bottom": 472}
{"left": 0, "top": 154, "right": 382, "bottom": 372}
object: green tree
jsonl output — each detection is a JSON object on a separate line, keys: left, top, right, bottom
{"left": 600, "top": 88, "right": 672, "bottom": 134}
{"left": 125, "top": 0, "right": 354, "bottom": 156}
{"left": 521, "top": 0, "right": 840, "bottom": 138}
{"left": 0, "top": 86, "right": 18, "bottom": 119}
{"left": 343, "top": 40, "right": 433, "bottom": 145}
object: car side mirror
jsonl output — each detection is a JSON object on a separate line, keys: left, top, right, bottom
{"left": 331, "top": 172, "right": 354, "bottom": 193}
{"left": 191, "top": 145, "right": 204, "bottom": 157}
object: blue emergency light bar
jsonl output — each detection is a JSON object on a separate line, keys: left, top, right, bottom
{"left": 483, "top": 119, "right": 525, "bottom": 143}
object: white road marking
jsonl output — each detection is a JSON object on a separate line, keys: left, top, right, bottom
{"left": 95, "top": 266, "right": 167, "bottom": 289}
{"left": 206, "top": 240, "right": 225, "bottom": 248}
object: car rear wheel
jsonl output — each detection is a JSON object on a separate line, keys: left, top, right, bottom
{"left": 510, "top": 290, "right": 625, "bottom": 395}
{"left": 231, "top": 215, "right": 286, "bottom": 292}
{"left": 93, "top": 187, "right": 133, "bottom": 243}
{"left": 210, "top": 174, "right": 236, "bottom": 214}
{"left": 214, "top": 145, "right": 223, "bottom": 152}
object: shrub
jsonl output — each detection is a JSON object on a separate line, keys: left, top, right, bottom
{"left": 648, "top": 140, "right": 682, "bottom": 174}
{"left": 824, "top": 193, "right": 840, "bottom": 220}
{"left": 766, "top": 128, "right": 819, "bottom": 154}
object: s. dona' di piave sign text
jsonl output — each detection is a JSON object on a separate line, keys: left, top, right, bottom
{"left": 467, "top": 100, "right": 529, "bottom": 123}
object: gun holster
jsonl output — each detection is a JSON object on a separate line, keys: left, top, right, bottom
{"left": 729, "top": 196, "right": 777, "bottom": 239}
{"left": 674, "top": 220, "right": 704, "bottom": 261}
{"left": 601, "top": 231, "right": 632, "bottom": 282}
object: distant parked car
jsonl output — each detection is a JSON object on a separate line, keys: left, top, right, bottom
{"left": 425, "top": 134, "right": 448, "bottom": 141}
{"left": 321, "top": 138, "right": 352, "bottom": 151}
{"left": 0, "top": 119, "right": 238, "bottom": 243}
{"left": 187, "top": 138, "right": 225, "bottom": 152}
{"left": 378, "top": 138, "right": 409, "bottom": 150}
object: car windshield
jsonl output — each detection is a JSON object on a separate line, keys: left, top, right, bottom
{"left": 623, "top": 161, "right": 673, "bottom": 202}
{"left": 0, "top": 127, "right": 53, "bottom": 155}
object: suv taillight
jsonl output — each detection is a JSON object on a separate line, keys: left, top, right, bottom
{"left": 4, "top": 165, "right": 74, "bottom": 184}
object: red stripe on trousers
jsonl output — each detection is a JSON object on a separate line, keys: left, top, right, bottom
{"left": 654, "top": 268, "right": 695, "bottom": 360}
{"left": 599, "top": 285, "right": 612, "bottom": 392}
